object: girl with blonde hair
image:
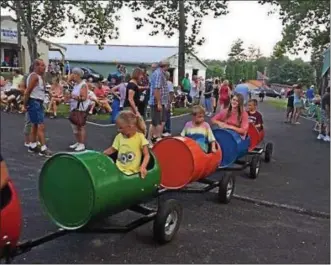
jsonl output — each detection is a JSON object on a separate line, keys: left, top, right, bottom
{"left": 103, "top": 110, "right": 149, "bottom": 178}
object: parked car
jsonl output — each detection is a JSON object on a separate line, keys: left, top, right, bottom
{"left": 252, "top": 88, "right": 263, "bottom": 95}
{"left": 70, "top": 67, "right": 103, "bottom": 82}
{"left": 263, "top": 89, "right": 282, "bottom": 98}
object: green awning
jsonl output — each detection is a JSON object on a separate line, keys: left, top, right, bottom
{"left": 321, "top": 47, "right": 330, "bottom": 77}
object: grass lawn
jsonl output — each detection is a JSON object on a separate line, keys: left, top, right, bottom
{"left": 57, "top": 104, "right": 191, "bottom": 121}
{"left": 265, "top": 98, "right": 287, "bottom": 110}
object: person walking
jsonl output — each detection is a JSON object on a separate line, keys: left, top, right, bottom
{"left": 219, "top": 79, "right": 231, "bottom": 110}
{"left": 23, "top": 59, "right": 52, "bottom": 157}
{"left": 317, "top": 87, "right": 330, "bottom": 141}
{"left": 149, "top": 61, "right": 169, "bottom": 143}
{"left": 234, "top": 79, "right": 249, "bottom": 106}
{"left": 124, "top": 68, "right": 144, "bottom": 116}
{"left": 68, "top": 68, "right": 89, "bottom": 152}
{"left": 162, "top": 71, "right": 174, "bottom": 136}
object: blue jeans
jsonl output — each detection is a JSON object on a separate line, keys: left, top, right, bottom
{"left": 164, "top": 109, "right": 171, "bottom": 133}
{"left": 111, "top": 98, "right": 120, "bottom": 124}
{"left": 27, "top": 98, "right": 44, "bottom": 125}
{"left": 204, "top": 97, "right": 212, "bottom": 113}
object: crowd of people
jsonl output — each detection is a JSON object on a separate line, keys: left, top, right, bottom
{"left": 284, "top": 84, "right": 330, "bottom": 142}
{"left": 1, "top": 56, "right": 329, "bottom": 161}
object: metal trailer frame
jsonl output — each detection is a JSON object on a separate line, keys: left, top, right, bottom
{"left": 174, "top": 141, "right": 273, "bottom": 204}
{"left": 1, "top": 189, "right": 182, "bottom": 264}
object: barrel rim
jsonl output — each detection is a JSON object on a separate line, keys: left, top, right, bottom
{"left": 213, "top": 128, "right": 240, "bottom": 168}
{"left": 38, "top": 152, "right": 96, "bottom": 230}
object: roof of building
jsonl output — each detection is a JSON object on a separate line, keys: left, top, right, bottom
{"left": 49, "top": 43, "right": 207, "bottom": 67}
{"left": 49, "top": 44, "right": 179, "bottom": 64}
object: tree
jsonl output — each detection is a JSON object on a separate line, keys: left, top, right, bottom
{"left": 310, "top": 46, "right": 325, "bottom": 91}
{"left": 228, "top": 39, "right": 246, "bottom": 61}
{"left": 247, "top": 45, "right": 263, "bottom": 61}
{"left": 204, "top": 59, "right": 226, "bottom": 78}
{"left": 267, "top": 56, "right": 315, "bottom": 85}
{"left": 1, "top": 0, "right": 123, "bottom": 63}
{"left": 259, "top": 0, "right": 330, "bottom": 55}
{"left": 125, "top": 0, "right": 229, "bottom": 83}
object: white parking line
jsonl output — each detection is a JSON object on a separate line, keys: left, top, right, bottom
{"left": 87, "top": 113, "right": 190, "bottom": 127}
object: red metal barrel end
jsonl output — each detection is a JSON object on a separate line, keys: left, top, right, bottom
{"left": 0, "top": 181, "right": 22, "bottom": 251}
{"left": 153, "top": 137, "right": 206, "bottom": 189}
{"left": 247, "top": 123, "right": 260, "bottom": 151}
{"left": 259, "top": 129, "right": 265, "bottom": 143}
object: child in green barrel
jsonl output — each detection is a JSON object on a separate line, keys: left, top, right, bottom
{"left": 103, "top": 111, "right": 150, "bottom": 178}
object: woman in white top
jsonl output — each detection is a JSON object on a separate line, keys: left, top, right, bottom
{"left": 68, "top": 68, "right": 89, "bottom": 152}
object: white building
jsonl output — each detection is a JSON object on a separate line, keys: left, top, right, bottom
{"left": 49, "top": 44, "right": 207, "bottom": 85}
{"left": 1, "top": 15, "right": 66, "bottom": 73}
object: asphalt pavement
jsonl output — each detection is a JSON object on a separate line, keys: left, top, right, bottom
{"left": 0, "top": 101, "right": 329, "bottom": 264}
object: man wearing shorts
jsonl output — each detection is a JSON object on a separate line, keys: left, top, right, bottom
{"left": 23, "top": 59, "right": 52, "bottom": 157}
{"left": 149, "top": 61, "right": 169, "bottom": 142}
{"left": 317, "top": 87, "right": 330, "bottom": 141}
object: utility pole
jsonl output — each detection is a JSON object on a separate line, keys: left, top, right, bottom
{"left": 178, "top": 0, "right": 186, "bottom": 85}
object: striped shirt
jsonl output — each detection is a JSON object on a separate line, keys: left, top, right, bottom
{"left": 181, "top": 121, "right": 216, "bottom": 153}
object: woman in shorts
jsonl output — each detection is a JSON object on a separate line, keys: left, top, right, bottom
{"left": 292, "top": 84, "right": 304, "bottom": 124}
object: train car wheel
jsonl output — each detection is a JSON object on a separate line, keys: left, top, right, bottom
{"left": 218, "top": 173, "right": 235, "bottom": 204}
{"left": 249, "top": 155, "right": 261, "bottom": 179}
{"left": 264, "top": 143, "right": 273, "bottom": 163}
{"left": 153, "top": 199, "right": 182, "bottom": 244}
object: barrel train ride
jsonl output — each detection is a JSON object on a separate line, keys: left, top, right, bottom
{"left": 0, "top": 151, "right": 183, "bottom": 264}
{"left": 0, "top": 124, "right": 273, "bottom": 263}
{"left": 152, "top": 123, "right": 273, "bottom": 203}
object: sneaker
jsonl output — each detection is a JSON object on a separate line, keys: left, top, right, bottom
{"left": 28, "top": 145, "right": 40, "bottom": 153}
{"left": 162, "top": 132, "right": 171, "bottom": 137}
{"left": 323, "top": 135, "right": 330, "bottom": 142}
{"left": 24, "top": 143, "right": 30, "bottom": 148}
{"left": 69, "top": 142, "right": 79, "bottom": 149}
{"left": 317, "top": 134, "right": 324, "bottom": 140}
{"left": 295, "top": 122, "right": 300, "bottom": 125}
{"left": 39, "top": 148, "right": 53, "bottom": 158}
{"left": 74, "top": 143, "right": 86, "bottom": 152}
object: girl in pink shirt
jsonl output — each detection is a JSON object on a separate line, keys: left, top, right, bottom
{"left": 211, "top": 93, "right": 249, "bottom": 138}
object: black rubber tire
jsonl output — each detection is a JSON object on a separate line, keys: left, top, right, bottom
{"left": 249, "top": 155, "right": 261, "bottom": 179}
{"left": 153, "top": 199, "right": 182, "bottom": 244}
{"left": 264, "top": 142, "right": 273, "bottom": 163}
{"left": 218, "top": 173, "right": 236, "bottom": 204}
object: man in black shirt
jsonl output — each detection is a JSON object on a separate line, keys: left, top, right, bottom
{"left": 285, "top": 86, "right": 294, "bottom": 123}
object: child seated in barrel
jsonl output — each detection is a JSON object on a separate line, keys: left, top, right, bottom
{"left": 103, "top": 111, "right": 149, "bottom": 178}
{"left": 211, "top": 93, "right": 249, "bottom": 139}
{"left": 247, "top": 99, "right": 264, "bottom": 131}
{"left": 181, "top": 105, "right": 217, "bottom": 153}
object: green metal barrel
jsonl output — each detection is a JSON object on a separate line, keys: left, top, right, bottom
{"left": 39, "top": 150, "right": 161, "bottom": 230}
